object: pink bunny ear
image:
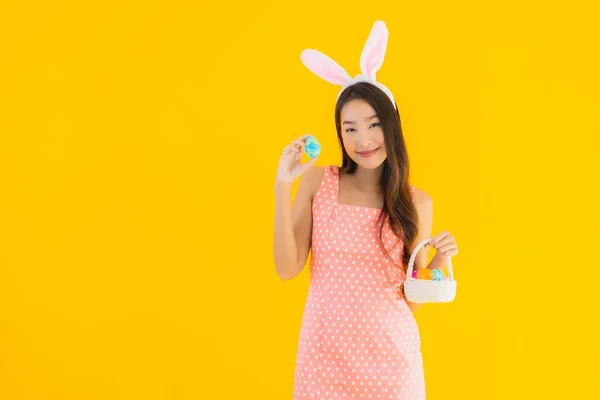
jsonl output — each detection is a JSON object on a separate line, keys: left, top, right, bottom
{"left": 359, "top": 20, "right": 389, "bottom": 80}
{"left": 301, "top": 49, "right": 353, "bottom": 87}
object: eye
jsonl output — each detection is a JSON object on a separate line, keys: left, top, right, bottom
{"left": 345, "top": 128, "right": 356, "bottom": 133}
{"left": 370, "top": 122, "right": 381, "bottom": 128}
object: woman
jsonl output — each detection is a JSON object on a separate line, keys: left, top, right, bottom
{"left": 273, "top": 21, "right": 459, "bottom": 400}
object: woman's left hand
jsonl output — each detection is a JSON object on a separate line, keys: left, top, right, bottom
{"left": 426, "top": 231, "right": 459, "bottom": 258}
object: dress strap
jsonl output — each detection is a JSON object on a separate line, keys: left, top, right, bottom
{"left": 310, "top": 165, "right": 341, "bottom": 233}
{"left": 328, "top": 165, "right": 340, "bottom": 205}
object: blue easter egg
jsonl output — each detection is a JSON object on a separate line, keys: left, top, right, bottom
{"left": 432, "top": 269, "right": 445, "bottom": 281}
{"left": 304, "top": 136, "right": 321, "bottom": 159}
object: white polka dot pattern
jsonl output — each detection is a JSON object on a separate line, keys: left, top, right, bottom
{"left": 293, "top": 165, "right": 425, "bottom": 399}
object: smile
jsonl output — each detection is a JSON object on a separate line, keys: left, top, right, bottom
{"left": 357, "top": 148, "right": 380, "bottom": 158}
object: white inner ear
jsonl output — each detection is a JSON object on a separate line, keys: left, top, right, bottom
{"left": 301, "top": 49, "right": 352, "bottom": 87}
{"left": 360, "top": 22, "right": 389, "bottom": 80}
{"left": 361, "top": 41, "right": 386, "bottom": 80}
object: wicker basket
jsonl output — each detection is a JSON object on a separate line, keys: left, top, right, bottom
{"left": 404, "top": 238, "right": 457, "bottom": 303}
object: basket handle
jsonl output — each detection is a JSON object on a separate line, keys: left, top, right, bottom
{"left": 406, "top": 237, "right": 454, "bottom": 280}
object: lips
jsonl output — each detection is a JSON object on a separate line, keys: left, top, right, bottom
{"left": 357, "top": 148, "right": 379, "bottom": 158}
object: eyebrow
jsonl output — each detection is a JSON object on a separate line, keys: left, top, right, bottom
{"left": 342, "top": 115, "right": 379, "bottom": 125}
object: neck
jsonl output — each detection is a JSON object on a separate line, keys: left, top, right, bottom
{"left": 351, "top": 164, "right": 385, "bottom": 192}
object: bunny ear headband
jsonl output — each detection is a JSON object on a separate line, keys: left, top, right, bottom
{"left": 300, "top": 20, "right": 397, "bottom": 109}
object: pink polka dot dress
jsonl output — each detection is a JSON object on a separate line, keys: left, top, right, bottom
{"left": 293, "top": 165, "right": 425, "bottom": 399}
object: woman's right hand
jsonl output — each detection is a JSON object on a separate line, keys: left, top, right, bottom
{"left": 275, "top": 134, "right": 318, "bottom": 185}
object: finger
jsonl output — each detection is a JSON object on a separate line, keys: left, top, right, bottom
{"left": 430, "top": 231, "right": 448, "bottom": 242}
{"left": 294, "top": 139, "right": 306, "bottom": 148}
{"left": 439, "top": 248, "right": 459, "bottom": 257}
{"left": 432, "top": 236, "right": 453, "bottom": 250}
{"left": 429, "top": 231, "right": 450, "bottom": 246}
{"left": 288, "top": 142, "right": 302, "bottom": 153}
{"left": 436, "top": 243, "right": 456, "bottom": 254}
{"left": 284, "top": 145, "right": 297, "bottom": 155}
{"left": 291, "top": 141, "right": 303, "bottom": 152}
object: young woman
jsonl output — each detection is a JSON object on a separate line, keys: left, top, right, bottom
{"left": 274, "top": 21, "right": 459, "bottom": 400}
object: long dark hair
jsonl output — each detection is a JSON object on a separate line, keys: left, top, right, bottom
{"left": 334, "top": 82, "right": 419, "bottom": 273}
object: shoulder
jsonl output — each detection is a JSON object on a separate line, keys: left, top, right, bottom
{"left": 411, "top": 185, "right": 433, "bottom": 215}
{"left": 297, "top": 165, "right": 328, "bottom": 200}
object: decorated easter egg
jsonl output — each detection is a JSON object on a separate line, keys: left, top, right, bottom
{"left": 304, "top": 135, "right": 321, "bottom": 159}
{"left": 416, "top": 268, "right": 433, "bottom": 280}
{"left": 411, "top": 270, "right": 418, "bottom": 279}
{"left": 432, "top": 269, "right": 445, "bottom": 281}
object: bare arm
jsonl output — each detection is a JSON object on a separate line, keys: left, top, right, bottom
{"left": 400, "top": 187, "right": 434, "bottom": 312}
{"left": 273, "top": 167, "right": 323, "bottom": 280}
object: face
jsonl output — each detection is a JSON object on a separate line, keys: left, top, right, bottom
{"left": 340, "top": 99, "right": 387, "bottom": 169}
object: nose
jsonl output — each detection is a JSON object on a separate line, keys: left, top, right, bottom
{"left": 357, "top": 131, "right": 372, "bottom": 149}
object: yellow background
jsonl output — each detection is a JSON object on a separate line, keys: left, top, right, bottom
{"left": 1, "top": 1, "right": 598, "bottom": 399}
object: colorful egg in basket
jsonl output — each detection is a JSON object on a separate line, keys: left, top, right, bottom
{"left": 432, "top": 269, "right": 445, "bottom": 281}
{"left": 416, "top": 268, "right": 433, "bottom": 280}
{"left": 404, "top": 238, "right": 457, "bottom": 303}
